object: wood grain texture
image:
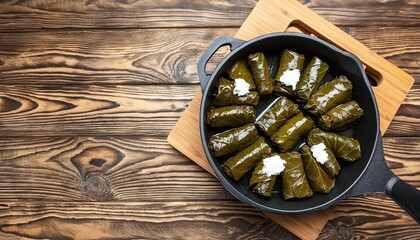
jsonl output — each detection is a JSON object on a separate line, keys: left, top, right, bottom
{"left": 0, "top": 201, "right": 298, "bottom": 240}
{"left": 0, "top": 136, "right": 228, "bottom": 201}
{"left": 0, "top": 27, "right": 418, "bottom": 85}
{"left": 0, "top": 28, "right": 235, "bottom": 85}
{"left": 319, "top": 193, "right": 420, "bottom": 240}
{"left": 0, "top": 0, "right": 418, "bottom": 30}
{"left": 0, "top": 85, "right": 198, "bottom": 137}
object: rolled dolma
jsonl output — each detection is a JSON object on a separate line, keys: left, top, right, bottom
{"left": 301, "top": 145, "right": 335, "bottom": 193}
{"left": 207, "top": 105, "right": 256, "bottom": 128}
{"left": 249, "top": 154, "right": 285, "bottom": 197}
{"left": 318, "top": 100, "right": 364, "bottom": 131}
{"left": 247, "top": 52, "right": 274, "bottom": 96}
{"left": 295, "top": 56, "right": 329, "bottom": 101}
{"left": 273, "top": 49, "right": 305, "bottom": 96}
{"left": 282, "top": 151, "right": 314, "bottom": 200}
{"left": 307, "top": 128, "right": 361, "bottom": 161}
{"left": 227, "top": 59, "right": 256, "bottom": 90}
{"left": 209, "top": 124, "right": 259, "bottom": 157}
{"left": 255, "top": 96, "right": 300, "bottom": 136}
{"left": 304, "top": 76, "right": 353, "bottom": 116}
{"left": 222, "top": 137, "right": 272, "bottom": 181}
{"left": 308, "top": 142, "right": 341, "bottom": 178}
{"left": 271, "top": 112, "right": 314, "bottom": 152}
{"left": 213, "top": 77, "right": 259, "bottom": 107}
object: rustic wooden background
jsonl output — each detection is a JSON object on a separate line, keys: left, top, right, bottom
{"left": 0, "top": 0, "right": 419, "bottom": 239}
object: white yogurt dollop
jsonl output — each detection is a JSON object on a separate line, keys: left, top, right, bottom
{"left": 261, "top": 155, "right": 286, "bottom": 176}
{"left": 233, "top": 78, "right": 250, "bottom": 96}
{"left": 310, "top": 143, "right": 329, "bottom": 165}
{"left": 279, "top": 69, "right": 300, "bottom": 90}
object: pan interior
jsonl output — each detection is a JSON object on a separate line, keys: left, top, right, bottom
{"left": 201, "top": 34, "right": 379, "bottom": 213}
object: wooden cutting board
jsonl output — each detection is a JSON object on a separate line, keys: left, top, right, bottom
{"left": 167, "top": 0, "right": 414, "bottom": 239}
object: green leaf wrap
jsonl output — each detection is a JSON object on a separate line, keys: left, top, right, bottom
{"left": 318, "top": 100, "right": 364, "bottom": 131}
{"left": 304, "top": 75, "right": 353, "bottom": 116}
{"left": 307, "top": 128, "right": 361, "bottom": 161}
{"left": 255, "top": 96, "right": 300, "bottom": 136}
{"left": 207, "top": 105, "right": 256, "bottom": 128}
{"left": 209, "top": 124, "right": 259, "bottom": 157}
{"left": 223, "top": 137, "right": 272, "bottom": 181}
{"left": 295, "top": 56, "right": 329, "bottom": 101}
{"left": 247, "top": 52, "right": 274, "bottom": 96}
{"left": 271, "top": 112, "right": 314, "bottom": 152}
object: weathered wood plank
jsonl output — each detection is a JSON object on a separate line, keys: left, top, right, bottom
{"left": 0, "top": 0, "right": 418, "bottom": 30}
{"left": 0, "top": 27, "right": 418, "bottom": 85}
{"left": 0, "top": 136, "right": 228, "bottom": 201}
{"left": 0, "top": 136, "right": 418, "bottom": 202}
{"left": 0, "top": 85, "right": 198, "bottom": 137}
{"left": 319, "top": 193, "right": 420, "bottom": 239}
{"left": 0, "top": 201, "right": 297, "bottom": 240}
{"left": 0, "top": 28, "right": 235, "bottom": 85}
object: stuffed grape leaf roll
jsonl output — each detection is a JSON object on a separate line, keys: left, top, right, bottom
{"left": 207, "top": 105, "right": 256, "bottom": 128}
{"left": 304, "top": 76, "right": 353, "bottom": 116}
{"left": 308, "top": 142, "right": 341, "bottom": 178}
{"left": 271, "top": 112, "right": 314, "bottom": 152}
{"left": 249, "top": 154, "right": 286, "bottom": 197}
{"left": 247, "top": 52, "right": 274, "bottom": 96}
{"left": 295, "top": 56, "right": 329, "bottom": 101}
{"left": 213, "top": 77, "right": 259, "bottom": 107}
{"left": 307, "top": 128, "right": 361, "bottom": 161}
{"left": 273, "top": 49, "right": 305, "bottom": 96}
{"left": 281, "top": 151, "right": 314, "bottom": 200}
{"left": 209, "top": 124, "right": 259, "bottom": 157}
{"left": 318, "top": 100, "right": 364, "bottom": 131}
{"left": 227, "top": 59, "right": 256, "bottom": 90}
{"left": 301, "top": 145, "right": 335, "bottom": 193}
{"left": 255, "top": 96, "right": 300, "bottom": 136}
{"left": 222, "top": 137, "right": 272, "bottom": 181}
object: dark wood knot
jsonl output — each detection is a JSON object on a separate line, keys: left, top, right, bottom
{"left": 71, "top": 146, "right": 124, "bottom": 178}
{"left": 84, "top": 173, "right": 113, "bottom": 200}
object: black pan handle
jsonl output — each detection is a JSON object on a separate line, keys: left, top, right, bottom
{"left": 385, "top": 176, "right": 420, "bottom": 224}
{"left": 197, "top": 37, "right": 246, "bottom": 91}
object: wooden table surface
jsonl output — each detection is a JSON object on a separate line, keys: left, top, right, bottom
{"left": 0, "top": 0, "right": 419, "bottom": 239}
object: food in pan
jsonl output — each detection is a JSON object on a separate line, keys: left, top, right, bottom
{"left": 318, "top": 100, "right": 364, "bottom": 131}
{"left": 249, "top": 154, "right": 286, "bottom": 197}
{"left": 273, "top": 49, "right": 305, "bottom": 96}
{"left": 304, "top": 75, "right": 353, "bottom": 116}
{"left": 301, "top": 145, "right": 335, "bottom": 193}
{"left": 247, "top": 52, "right": 274, "bottom": 96}
{"left": 207, "top": 50, "right": 364, "bottom": 200}
{"left": 309, "top": 142, "right": 340, "bottom": 178}
{"left": 281, "top": 151, "right": 314, "bottom": 200}
{"left": 222, "top": 137, "right": 272, "bottom": 181}
{"left": 207, "top": 105, "right": 256, "bottom": 128}
{"left": 271, "top": 112, "right": 314, "bottom": 152}
{"left": 255, "top": 96, "right": 300, "bottom": 136}
{"left": 227, "top": 59, "right": 257, "bottom": 90}
{"left": 307, "top": 128, "right": 361, "bottom": 161}
{"left": 209, "top": 123, "right": 259, "bottom": 157}
{"left": 213, "top": 77, "right": 259, "bottom": 107}
{"left": 295, "top": 56, "right": 329, "bottom": 101}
